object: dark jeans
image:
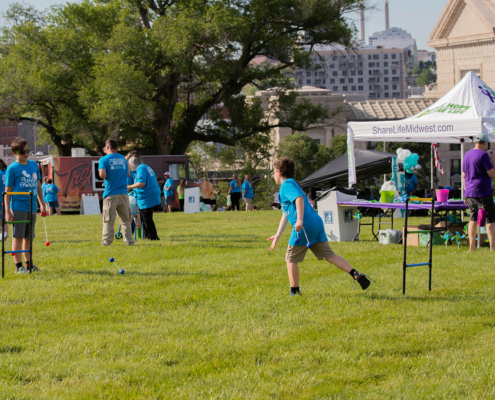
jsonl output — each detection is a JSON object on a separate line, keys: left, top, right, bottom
{"left": 140, "top": 207, "right": 159, "bottom": 240}
{"left": 231, "top": 192, "right": 241, "bottom": 211}
{"left": 179, "top": 198, "right": 184, "bottom": 211}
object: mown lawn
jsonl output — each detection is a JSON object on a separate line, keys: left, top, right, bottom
{"left": 0, "top": 210, "right": 494, "bottom": 399}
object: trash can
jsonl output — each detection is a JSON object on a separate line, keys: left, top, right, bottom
{"left": 316, "top": 187, "right": 358, "bottom": 242}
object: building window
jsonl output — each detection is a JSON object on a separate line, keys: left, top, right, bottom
{"left": 384, "top": 54, "right": 388, "bottom": 60}
{"left": 384, "top": 77, "right": 389, "bottom": 82}
{"left": 367, "top": 141, "right": 377, "bottom": 150}
{"left": 349, "top": 78, "right": 354, "bottom": 84}
{"left": 376, "top": 93, "right": 381, "bottom": 98}
{"left": 307, "top": 80, "right": 311, "bottom": 84}
{"left": 385, "top": 85, "right": 389, "bottom": 90}
{"left": 369, "top": 93, "right": 377, "bottom": 99}
{"left": 392, "top": 84, "right": 397, "bottom": 90}
{"left": 343, "top": 86, "right": 348, "bottom": 91}
{"left": 332, "top": 56, "right": 338, "bottom": 61}
{"left": 384, "top": 62, "right": 388, "bottom": 67}
{"left": 306, "top": 72, "right": 311, "bottom": 77}
{"left": 449, "top": 144, "right": 461, "bottom": 151}
{"left": 338, "top": 55, "right": 346, "bottom": 61}
{"left": 451, "top": 159, "right": 461, "bottom": 175}
{"left": 342, "top": 71, "right": 347, "bottom": 76}
{"left": 357, "top": 63, "right": 363, "bottom": 68}
{"left": 392, "top": 54, "right": 397, "bottom": 59}
{"left": 351, "top": 70, "right": 356, "bottom": 76}
{"left": 369, "top": 70, "right": 373, "bottom": 75}
{"left": 384, "top": 70, "right": 388, "bottom": 75}
{"left": 351, "top": 86, "right": 356, "bottom": 91}
{"left": 369, "top": 62, "right": 375, "bottom": 68}
{"left": 322, "top": 79, "right": 326, "bottom": 84}
{"left": 314, "top": 139, "right": 321, "bottom": 145}
{"left": 358, "top": 78, "right": 363, "bottom": 83}
{"left": 329, "top": 64, "right": 335, "bottom": 69}
{"left": 315, "top": 79, "right": 321, "bottom": 84}
{"left": 333, "top": 86, "right": 338, "bottom": 91}
{"left": 350, "top": 55, "right": 356, "bottom": 61}
{"left": 298, "top": 79, "right": 303, "bottom": 85}
{"left": 358, "top": 70, "right": 363, "bottom": 76}
{"left": 332, "top": 71, "right": 338, "bottom": 76}
{"left": 330, "top": 79, "right": 335, "bottom": 84}
{"left": 385, "top": 92, "right": 390, "bottom": 98}
{"left": 373, "top": 70, "right": 380, "bottom": 75}
{"left": 392, "top": 69, "right": 397, "bottom": 74}
{"left": 358, "top": 85, "right": 363, "bottom": 91}
{"left": 373, "top": 54, "right": 379, "bottom": 60}
{"left": 369, "top": 85, "right": 373, "bottom": 90}
{"left": 393, "top": 92, "right": 400, "bottom": 97}
{"left": 369, "top": 77, "right": 376, "bottom": 83}
{"left": 319, "top": 71, "right": 326, "bottom": 77}
{"left": 296, "top": 72, "right": 303, "bottom": 77}
{"left": 368, "top": 55, "right": 372, "bottom": 60}
{"left": 340, "top": 78, "right": 345, "bottom": 83}
{"left": 376, "top": 62, "right": 380, "bottom": 67}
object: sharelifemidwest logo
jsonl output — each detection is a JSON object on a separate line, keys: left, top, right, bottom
{"left": 373, "top": 124, "right": 454, "bottom": 135}
{"left": 415, "top": 103, "right": 470, "bottom": 118}
{"left": 479, "top": 85, "right": 495, "bottom": 103}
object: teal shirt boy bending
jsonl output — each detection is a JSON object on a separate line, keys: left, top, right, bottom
{"left": 267, "top": 157, "right": 372, "bottom": 296}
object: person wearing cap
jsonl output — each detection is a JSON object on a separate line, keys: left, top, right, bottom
{"left": 163, "top": 172, "right": 174, "bottom": 213}
{"left": 463, "top": 133, "right": 495, "bottom": 251}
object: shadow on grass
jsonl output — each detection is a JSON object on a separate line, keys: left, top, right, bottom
{"left": 71, "top": 270, "right": 228, "bottom": 278}
{"left": 362, "top": 292, "right": 490, "bottom": 302}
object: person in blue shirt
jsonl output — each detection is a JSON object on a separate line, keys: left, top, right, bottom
{"left": 404, "top": 172, "right": 418, "bottom": 195}
{"left": 163, "top": 172, "right": 174, "bottom": 213}
{"left": 228, "top": 174, "right": 241, "bottom": 211}
{"left": 242, "top": 174, "right": 254, "bottom": 211}
{"left": 42, "top": 176, "right": 49, "bottom": 212}
{"left": 44, "top": 178, "right": 60, "bottom": 216}
{"left": 98, "top": 139, "right": 135, "bottom": 246}
{"left": 0, "top": 159, "right": 8, "bottom": 240}
{"left": 127, "top": 156, "right": 161, "bottom": 240}
{"left": 4, "top": 138, "right": 46, "bottom": 274}
{"left": 267, "top": 157, "right": 372, "bottom": 295}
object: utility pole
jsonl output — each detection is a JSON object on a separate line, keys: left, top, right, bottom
{"left": 385, "top": 0, "right": 390, "bottom": 30}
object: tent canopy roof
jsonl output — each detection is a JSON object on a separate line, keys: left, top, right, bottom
{"left": 299, "top": 148, "right": 396, "bottom": 188}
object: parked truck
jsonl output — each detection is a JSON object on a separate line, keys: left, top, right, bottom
{"left": 39, "top": 155, "right": 216, "bottom": 212}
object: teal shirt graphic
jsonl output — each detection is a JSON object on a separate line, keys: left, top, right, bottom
{"left": 5, "top": 160, "right": 41, "bottom": 212}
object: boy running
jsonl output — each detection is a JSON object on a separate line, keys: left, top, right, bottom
{"left": 267, "top": 157, "right": 372, "bottom": 295}
{"left": 5, "top": 138, "right": 45, "bottom": 274}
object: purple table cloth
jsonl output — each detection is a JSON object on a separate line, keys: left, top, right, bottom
{"left": 337, "top": 201, "right": 468, "bottom": 211}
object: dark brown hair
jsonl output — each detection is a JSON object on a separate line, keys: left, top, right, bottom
{"left": 11, "top": 137, "right": 28, "bottom": 154}
{"left": 47, "top": 178, "right": 53, "bottom": 184}
{"left": 106, "top": 139, "right": 118, "bottom": 150}
{"left": 274, "top": 157, "right": 295, "bottom": 179}
{"left": 43, "top": 176, "right": 49, "bottom": 183}
{"left": 0, "top": 159, "right": 7, "bottom": 171}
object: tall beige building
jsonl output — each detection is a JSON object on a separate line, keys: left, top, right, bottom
{"left": 426, "top": 0, "right": 495, "bottom": 98}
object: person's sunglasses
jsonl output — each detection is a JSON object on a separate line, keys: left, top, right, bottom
{"left": 13, "top": 148, "right": 30, "bottom": 155}
{"left": 272, "top": 170, "right": 279, "bottom": 175}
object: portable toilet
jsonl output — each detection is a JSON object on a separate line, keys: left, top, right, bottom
{"left": 316, "top": 188, "right": 359, "bottom": 242}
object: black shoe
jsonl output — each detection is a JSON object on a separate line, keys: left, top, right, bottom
{"left": 352, "top": 270, "right": 371, "bottom": 290}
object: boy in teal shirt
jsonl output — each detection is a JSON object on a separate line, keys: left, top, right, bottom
{"left": 267, "top": 157, "right": 372, "bottom": 295}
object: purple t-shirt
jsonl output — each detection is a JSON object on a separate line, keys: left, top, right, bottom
{"left": 463, "top": 149, "right": 493, "bottom": 198}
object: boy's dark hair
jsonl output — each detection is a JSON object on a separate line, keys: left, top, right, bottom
{"left": 0, "top": 159, "right": 7, "bottom": 171}
{"left": 47, "top": 178, "right": 53, "bottom": 184}
{"left": 43, "top": 176, "right": 49, "bottom": 183}
{"left": 106, "top": 139, "right": 118, "bottom": 150}
{"left": 11, "top": 137, "right": 28, "bottom": 154}
{"left": 274, "top": 157, "right": 295, "bottom": 179}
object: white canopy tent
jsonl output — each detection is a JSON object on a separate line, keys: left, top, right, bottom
{"left": 347, "top": 71, "right": 495, "bottom": 189}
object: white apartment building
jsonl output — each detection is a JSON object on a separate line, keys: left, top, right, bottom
{"left": 369, "top": 27, "right": 418, "bottom": 70}
{"left": 417, "top": 50, "right": 437, "bottom": 64}
{"left": 295, "top": 47, "right": 407, "bottom": 100}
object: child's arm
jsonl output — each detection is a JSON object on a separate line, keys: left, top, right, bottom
{"left": 4, "top": 186, "right": 13, "bottom": 221}
{"left": 294, "top": 196, "right": 304, "bottom": 232}
{"left": 37, "top": 181, "right": 46, "bottom": 215}
{"left": 267, "top": 214, "right": 289, "bottom": 251}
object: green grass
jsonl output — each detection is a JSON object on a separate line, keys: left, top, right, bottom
{"left": 0, "top": 211, "right": 495, "bottom": 399}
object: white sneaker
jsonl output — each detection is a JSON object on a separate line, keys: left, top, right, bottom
{"left": 3, "top": 232, "right": 7, "bottom": 239}
{"left": 16, "top": 267, "right": 29, "bottom": 274}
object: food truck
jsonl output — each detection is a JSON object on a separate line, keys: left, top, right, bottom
{"left": 39, "top": 155, "right": 215, "bottom": 212}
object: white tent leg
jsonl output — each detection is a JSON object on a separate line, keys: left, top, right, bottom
{"left": 430, "top": 145, "right": 434, "bottom": 191}
{"left": 461, "top": 142, "right": 464, "bottom": 223}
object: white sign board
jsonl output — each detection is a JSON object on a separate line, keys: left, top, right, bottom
{"left": 317, "top": 190, "right": 358, "bottom": 242}
{"left": 80, "top": 194, "right": 101, "bottom": 215}
{"left": 184, "top": 187, "right": 200, "bottom": 214}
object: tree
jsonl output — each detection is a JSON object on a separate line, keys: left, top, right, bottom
{"left": 411, "top": 66, "right": 421, "bottom": 75}
{"left": 277, "top": 132, "right": 333, "bottom": 182}
{"left": 329, "top": 133, "right": 347, "bottom": 158}
{"left": 0, "top": 0, "right": 363, "bottom": 155}
{"left": 416, "top": 68, "right": 436, "bottom": 87}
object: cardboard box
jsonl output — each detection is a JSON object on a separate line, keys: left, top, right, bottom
{"left": 403, "top": 225, "right": 430, "bottom": 247}
{"left": 435, "top": 221, "right": 468, "bottom": 235}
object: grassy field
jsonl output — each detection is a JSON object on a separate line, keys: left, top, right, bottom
{"left": 0, "top": 210, "right": 494, "bottom": 399}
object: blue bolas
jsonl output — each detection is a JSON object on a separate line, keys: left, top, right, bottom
{"left": 306, "top": 242, "right": 313, "bottom": 249}
{"left": 119, "top": 269, "right": 125, "bottom": 275}
{"left": 294, "top": 237, "right": 300, "bottom": 244}
{"left": 109, "top": 257, "right": 114, "bottom": 263}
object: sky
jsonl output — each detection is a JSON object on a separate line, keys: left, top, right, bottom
{"left": 0, "top": 0, "right": 448, "bottom": 51}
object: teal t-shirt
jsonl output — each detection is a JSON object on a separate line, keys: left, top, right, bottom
{"left": 42, "top": 182, "right": 47, "bottom": 202}
{"left": 134, "top": 164, "right": 161, "bottom": 210}
{"left": 164, "top": 178, "right": 174, "bottom": 197}
{"left": 98, "top": 153, "right": 128, "bottom": 199}
{"left": 230, "top": 180, "right": 240, "bottom": 193}
{"left": 127, "top": 170, "right": 136, "bottom": 185}
{"left": 44, "top": 184, "right": 59, "bottom": 202}
{"left": 5, "top": 160, "right": 40, "bottom": 212}
{"left": 279, "top": 178, "right": 327, "bottom": 247}
{"left": 242, "top": 181, "right": 253, "bottom": 199}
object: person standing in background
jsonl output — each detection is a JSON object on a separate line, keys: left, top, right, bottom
{"left": 98, "top": 139, "right": 134, "bottom": 246}
{"left": 178, "top": 179, "right": 185, "bottom": 211}
{"left": 44, "top": 178, "right": 61, "bottom": 215}
{"left": 42, "top": 176, "right": 49, "bottom": 212}
{"left": 242, "top": 175, "right": 254, "bottom": 211}
{"left": 0, "top": 159, "right": 8, "bottom": 239}
{"left": 163, "top": 172, "right": 174, "bottom": 213}
{"left": 125, "top": 151, "right": 142, "bottom": 237}
{"left": 228, "top": 174, "right": 241, "bottom": 211}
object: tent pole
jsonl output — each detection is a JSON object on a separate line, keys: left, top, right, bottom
{"left": 461, "top": 141, "right": 464, "bottom": 222}
{"left": 383, "top": 142, "right": 387, "bottom": 183}
{"left": 430, "top": 144, "right": 434, "bottom": 191}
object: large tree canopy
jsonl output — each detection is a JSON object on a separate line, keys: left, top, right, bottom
{"left": 0, "top": 0, "right": 362, "bottom": 155}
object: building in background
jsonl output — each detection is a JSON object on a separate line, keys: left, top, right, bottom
{"left": 0, "top": 120, "right": 53, "bottom": 157}
{"left": 294, "top": 46, "right": 408, "bottom": 100}
{"left": 369, "top": 27, "right": 418, "bottom": 70}
{"left": 417, "top": 50, "right": 437, "bottom": 64}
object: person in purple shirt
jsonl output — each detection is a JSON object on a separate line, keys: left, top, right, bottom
{"left": 463, "top": 133, "right": 495, "bottom": 251}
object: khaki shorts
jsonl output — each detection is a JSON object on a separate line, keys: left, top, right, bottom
{"left": 285, "top": 241, "right": 335, "bottom": 263}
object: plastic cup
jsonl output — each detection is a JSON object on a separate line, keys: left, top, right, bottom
{"left": 380, "top": 191, "right": 395, "bottom": 203}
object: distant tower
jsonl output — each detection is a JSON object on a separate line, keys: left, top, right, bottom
{"left": 360, "top": 5, "right": 365, "bottom": 42}
{"left": 385, "top": 0, "right": 390, "bottom": 30}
